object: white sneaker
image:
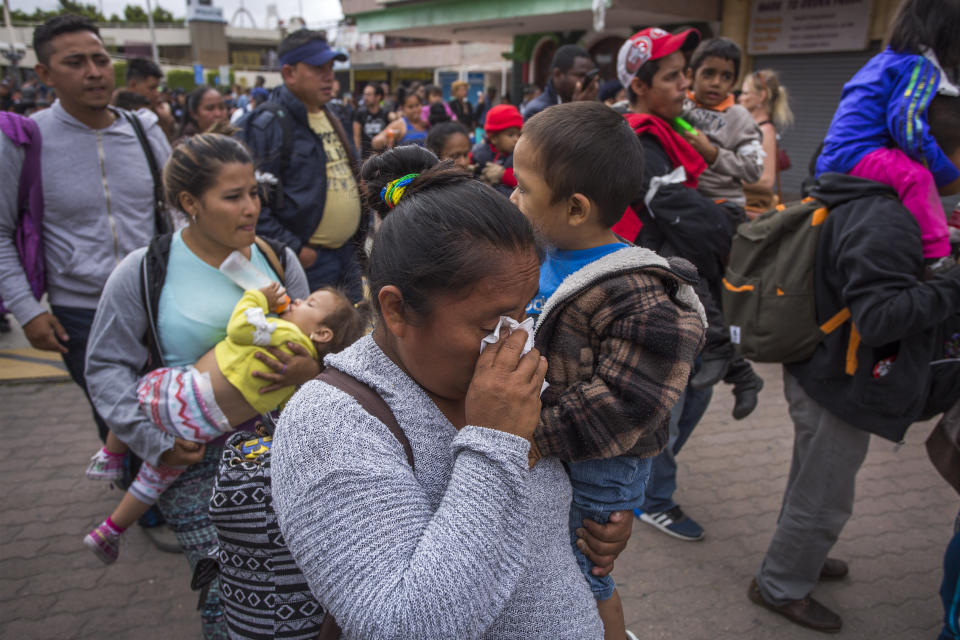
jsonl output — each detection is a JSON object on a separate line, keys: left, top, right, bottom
{"left": 85, "top": 448, "right": 124, "bottom": 482}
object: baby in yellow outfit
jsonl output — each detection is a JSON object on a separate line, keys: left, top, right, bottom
{"left": 83, "top": 283, "right": 368, "bottom": 564}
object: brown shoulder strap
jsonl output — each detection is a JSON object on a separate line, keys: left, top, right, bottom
{"left": 253, "top": 235, "right": 285, "bottom": 282}
{"left": 313, "top": 366, "right": 413, "bottom": 640}
{"left": 316, "top": 367, "right": 414, "bottom": 469}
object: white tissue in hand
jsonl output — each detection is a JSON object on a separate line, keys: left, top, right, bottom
{"left": 480, "top": 316, "right": 548, "bottom": 395}
{"left": 480, "top": 316, "right": 536, "bottom": 354}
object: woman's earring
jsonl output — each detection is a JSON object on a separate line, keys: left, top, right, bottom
{"left": 191, "top": 213, "right": 198, "bottom": 224}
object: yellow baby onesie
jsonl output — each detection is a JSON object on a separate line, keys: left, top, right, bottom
{"left": 214, "top": 290, "right": 318, "bottom": 415}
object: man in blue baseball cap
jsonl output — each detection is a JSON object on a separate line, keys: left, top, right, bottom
{"left": 238, "top": 29, "right": 367, "bottom": 302}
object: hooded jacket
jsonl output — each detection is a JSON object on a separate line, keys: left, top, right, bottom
{"left": 816, "top": 47, "right": 960, "bottom": 189}
{"left": 0, "top": 102, "right": 170, "bottom": 321}
{"left": 533, "top": 246, "right": 706, "bottom": 462}
{"left": 787, "top": 173, "right": 960, "bottom": 442}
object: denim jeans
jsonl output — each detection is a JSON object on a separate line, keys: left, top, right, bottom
{"left": 639, "top": 383, "right": 714, "bottom": 514}
{"left": 568, "top": 456, "right": 652, "bottom": 600}
{"left": 51, "top": 304, "right": 110, "bottom": 442}
{"left": 303, "top": 242, "right": 363, "bottom": 303}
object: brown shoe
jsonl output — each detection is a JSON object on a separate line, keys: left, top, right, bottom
{"left": 748, "top": 578, "right": 842, "bottom": 633}
{"left": 819, "top": 558, "right": 849, "bottom": 581}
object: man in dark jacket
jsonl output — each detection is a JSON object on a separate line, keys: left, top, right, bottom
{"left": 613, "top": 26, "right": 735, "bottom": 543}
{"left": 749, "top": 98, "right": 960, "bottom": 633}
{"left": 239, "top": 30, "right": 366, "bottom": 301}
{"left": 522, "top": 45, "right": 598, "bottom": 121}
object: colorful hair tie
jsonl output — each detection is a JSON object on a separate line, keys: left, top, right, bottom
{"left": 380, "top": 173, "right": 419, "bottom": 209}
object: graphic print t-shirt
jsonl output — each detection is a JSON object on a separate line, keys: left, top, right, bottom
{"left": 307, "top": 111, "right": 361, "bottom": 249}
{"left": 354, "top": 107, "right": 389, "bottom": 156}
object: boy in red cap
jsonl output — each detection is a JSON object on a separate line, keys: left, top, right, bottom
{"left": 471, "top": 103, "right": 522, "bottom": 197}
{"left": 614, "top": 26, "right": 737, "bottom": 544}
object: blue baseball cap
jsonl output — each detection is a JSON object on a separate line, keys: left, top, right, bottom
{"left": 279, "top": 38, "right": 348, "bottom": 68}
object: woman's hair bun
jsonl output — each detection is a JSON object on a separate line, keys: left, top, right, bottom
{"left": 360, "top": 145, "right": 472, "bottom": 216}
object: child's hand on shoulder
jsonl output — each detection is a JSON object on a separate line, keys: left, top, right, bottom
{"left": 259, "top": 282, "right": 287, "bottom": 310}
{"left": 682, "top": 128, "right": 719, "bottom": 164}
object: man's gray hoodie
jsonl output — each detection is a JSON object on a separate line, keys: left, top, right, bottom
{"left": 0, "top": 100, "right": 170, "bottom": 325}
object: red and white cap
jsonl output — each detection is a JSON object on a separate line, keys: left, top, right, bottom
{"left": 617, "top": 27, "right": 701, "bottom": 90}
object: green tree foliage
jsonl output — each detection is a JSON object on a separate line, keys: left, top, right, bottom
{"left": 123, "top": 5, "right": 149, "bottom": 22}
{"left": 165, "top": 69, "right": 195, "bottom": 91}
{"left": 12, "top": 1, "right": 182, "bottom": 24}
{"left": 12, "top": 0, "right": 104, "bottom": 22}
{"left": 113, "top": 60, "right": 127, "bottom": 88}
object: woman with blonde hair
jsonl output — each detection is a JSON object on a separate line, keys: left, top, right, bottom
{"left": 739, "top": 69, "right": 794, "bottom": 215}
{"left": 448, "top": 79, "right": 485, "bottom": 132}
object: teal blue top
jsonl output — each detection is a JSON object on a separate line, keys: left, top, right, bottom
{"left": 526, "top": 242, "right": 629, "bottom": 317}
{"left": 399, "top": 116, "right": 428, "bottom": 146}
{"left": 157, "top": 229, "right": 280, "bottom": 366}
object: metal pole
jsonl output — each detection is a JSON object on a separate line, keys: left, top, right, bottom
{"left": 144, "top": 0, "right": 160, "bottom": 65}
{"left": 2, "top": 0, "right": 24, "bottom": 82}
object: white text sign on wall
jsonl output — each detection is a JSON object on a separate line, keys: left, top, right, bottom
{"left": 748, "top": 0, "right": 873, "bottom": 55}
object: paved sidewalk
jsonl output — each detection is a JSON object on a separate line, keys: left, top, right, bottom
{"left": 0, "top": 363, "right": 954, "bottom": 639}
{"left": 0, "top": 307, "right": 70, "bottom": 382}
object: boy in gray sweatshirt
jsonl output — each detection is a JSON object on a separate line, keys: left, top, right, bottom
{"left": 680, "top": 37, "right": 764, "bottom": 215}
{"left": 677, "top": 36, "right": 765, "bottom": 417}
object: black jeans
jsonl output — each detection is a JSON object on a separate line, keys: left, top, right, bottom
{"left": 51, "top": 305, "right": 110, "bottom": 442}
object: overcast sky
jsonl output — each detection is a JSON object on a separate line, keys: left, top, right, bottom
{"left": 11, "top": 0, "right": 345, "bottom": 29}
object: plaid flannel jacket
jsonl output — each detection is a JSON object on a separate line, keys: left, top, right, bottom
{"left": 533, "top": 246, "right": 706, "bottom": 462}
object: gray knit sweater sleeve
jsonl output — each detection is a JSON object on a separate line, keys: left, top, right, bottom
{"left": 272, "top": 337, "right": 604, "bottom": 639}
{"left": 273, "top": 381, "right": 533, "bottom": 638}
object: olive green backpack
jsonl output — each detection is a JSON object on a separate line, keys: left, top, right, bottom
{"left": 721, "top": 198, "right": 853, "bottom": 363}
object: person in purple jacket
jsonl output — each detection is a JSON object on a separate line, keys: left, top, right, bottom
{"left": 0, "top": 112, "right": 44, "bottom": 335}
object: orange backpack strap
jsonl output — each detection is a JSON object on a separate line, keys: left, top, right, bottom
{"left": 845, "top": 324, "right": 861, "bottom": 376}
{"left": 820, "top": 307, "right": 851, "bottom": 335}
{"left": 818, "top": 307, "right": 859, "bottom": 375}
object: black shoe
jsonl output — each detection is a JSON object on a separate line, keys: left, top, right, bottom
{"left": 748, "top": 578, "right": 842, "bottom": 633}
{"left": 690, "top": 357, "right": 730, "bottom": 390}
{"left": 732, "top": 374, "right": 764, "bottom": 420}
{"left": 0, "top": 314, "right": 10, "bottom": 334}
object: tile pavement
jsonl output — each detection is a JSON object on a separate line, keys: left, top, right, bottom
{"left": 0, "top": 363, "right": 955, "bottom": 639}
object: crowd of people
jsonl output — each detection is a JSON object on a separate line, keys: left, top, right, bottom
{"left": 1, "top": 1, "right": 960, "bottom": 638}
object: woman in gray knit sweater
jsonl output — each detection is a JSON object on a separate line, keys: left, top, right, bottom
{"left": 272, "top": 147, "right": 630, "bottom": 638}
